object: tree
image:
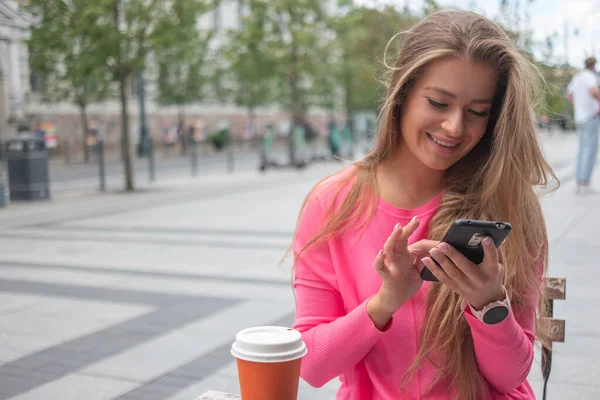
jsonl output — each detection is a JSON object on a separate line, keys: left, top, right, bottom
{"left": 27, "top": 0, "right": 113, "bottom": 163}
{"left": 319, "top": 2, "right": 362, "bottom": 142}
{"left": 235, "top": 0, "right": 329, "bottom": 164}
{"left": 423, "top": 0, "right": 440, "bottom": 15}
{"left": 535, "top": 34, "right": 573, "bottom": 118}
{"left": 222, "top": 0, "right": 276, "bottom": 138}
{"left": 331, "top": 5, "right": 419, "bottom": 115}
{"left": 86, "top": 0, "right": 177, "bottom": 191}
{"left": 153, "top": 0, "right": 213, "bottom": 152}
{"left": 496, "top": 0, "right": 536, "bottom": 51}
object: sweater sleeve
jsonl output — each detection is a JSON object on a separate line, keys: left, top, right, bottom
{"left": 292, "top": 192, "right": 389, "bottom": 388}
{"left": 466, "top": 259, "right": 544, "bottom": 394}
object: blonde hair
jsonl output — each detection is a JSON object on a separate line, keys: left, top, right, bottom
{"left": 290, "top": 10, "right": 557, "bottom": 400}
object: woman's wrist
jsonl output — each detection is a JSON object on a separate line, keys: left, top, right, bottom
{"left": 366, "top": 292, "right": 400, "bottom": 331}
{"left": 469, "top": 286, "right": 506, "bottom": 310}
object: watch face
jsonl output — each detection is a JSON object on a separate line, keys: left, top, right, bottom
{"left": 483, "top": 306, "right": 509, "bottom": 324}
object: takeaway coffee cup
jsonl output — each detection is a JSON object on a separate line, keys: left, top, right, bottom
{"left": 231, "top": 326, "right": 308, "bottom": 400}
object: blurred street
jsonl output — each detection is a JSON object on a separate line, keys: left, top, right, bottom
{"left": 44, "top": 140, "right": 315, "bottom": 195}
{"left": 0, "top": 131, "right": 598, "bottom": 400}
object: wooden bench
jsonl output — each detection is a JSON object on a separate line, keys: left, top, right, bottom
{"left": 539, "top": 276, "right": 566, "bottom": 400}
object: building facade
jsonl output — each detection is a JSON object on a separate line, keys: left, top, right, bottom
{"left": 15, "top": 0, "right": 342, "bottom": 154}
{"left": 0, "top": 0, "right": 31, "bottom": 142}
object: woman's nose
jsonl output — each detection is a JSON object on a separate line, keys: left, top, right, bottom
{"left": 440, "top": 111, "right": 464, "bottom": 137}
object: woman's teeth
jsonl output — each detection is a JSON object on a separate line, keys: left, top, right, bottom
{"left": 430, "top": 135, "right": 459, "bottom": 148}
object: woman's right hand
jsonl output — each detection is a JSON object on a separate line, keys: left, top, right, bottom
{"left": 367, "top": 216, "right": 423, "bottom": 330}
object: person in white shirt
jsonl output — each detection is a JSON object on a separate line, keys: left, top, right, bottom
{"left": 567, "top": 57, "right": 600, "bottom": 194}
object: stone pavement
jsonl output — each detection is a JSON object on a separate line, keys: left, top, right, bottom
{"left": 0, "top": 131, "right": 597, "bottom": 400}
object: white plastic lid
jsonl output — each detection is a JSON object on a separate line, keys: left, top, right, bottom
{"left": 231, "top": 326, "right": 307, "bottom": 363}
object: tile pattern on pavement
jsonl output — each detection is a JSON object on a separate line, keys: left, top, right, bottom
{"left": 0, "top": 133, "right": 598, "bottom": 400}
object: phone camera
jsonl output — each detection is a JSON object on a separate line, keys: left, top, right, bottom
{"left": 495, "top": 223, "right": 505, "bottom": 229}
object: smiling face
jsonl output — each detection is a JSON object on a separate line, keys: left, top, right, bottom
{"left": 398, "top": 57, "right": 499, "bottom": 172}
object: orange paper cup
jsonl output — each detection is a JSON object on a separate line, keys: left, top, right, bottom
{"left": 231, "top": 326, "right": 307, "bottom": 400}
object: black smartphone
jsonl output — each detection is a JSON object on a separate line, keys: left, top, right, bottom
{"left": 420, "top": 220, "right": 512, "bottom": 282}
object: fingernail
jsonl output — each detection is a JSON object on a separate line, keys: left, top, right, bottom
{"left": 483, "top": 237, "right": 492, "bottom": 246}
{"left": 394, "top": 223, "right": 400, "bottom": 231}
{"left": 411, "top": 216, "right": 419, "bottom": 224}
{"left": 438, "top": 243, "right": 449, "bottom": 253}
{"left": 430, "top": 249, "right": 439, "bottom": 258}
{"left": 421, "top": 257, "right": 429, "bottom": 265}
{"left": 378, "top": 249, "right": 383, "bottom": 257}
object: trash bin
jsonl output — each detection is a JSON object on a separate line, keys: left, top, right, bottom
{"left": 0, "top": 183, "right": 6, "bottom": 207}
{"left": 4, "top": 135, "right": 51, "bottom": 201}
{"left": 0, "top": 145, "right": 6, "bottom": 207}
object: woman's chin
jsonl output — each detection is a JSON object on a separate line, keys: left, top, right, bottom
{"left": 422, "top": 158, "right": 455, "bottom": 172}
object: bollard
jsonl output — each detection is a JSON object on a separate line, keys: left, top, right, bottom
{"left": 97, "top": 141, "right": 106, "bottom": 192}
{"left": 294, "top": 126, "right": 308, "bottom": 168}
{"left": 227, "top": 141, "right": 234, "bottom": 172}
{"left": 190, "top": 139, "right": 198, "bottom": 176}
{"left": 64, "top": 139, "right": 71, "bottom": 165}
{"left": 148, "top": 136, "right": 156, "bottom": 182}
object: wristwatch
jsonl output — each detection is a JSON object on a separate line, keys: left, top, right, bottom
{"left": 462, "top": 286, "right": 511, "bottom": 325}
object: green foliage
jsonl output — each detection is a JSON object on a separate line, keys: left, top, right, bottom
{"left": 273, "top": 0, "right": 329, "bottom": 122}
{"left": 83, "top": 0, "right": 167, "bottom": 80}
{"left": 331, "top": 5, "right": 420, "bottom": 114}
{"left": 537, "top": 71, "right": 570, "bottom": 116}
{"left": 221, "top": 0, "right": 276, "bottom": 114}
{"left": 153, "top": 0, "right": 214, "bottom": 106}
{"left": 26, "top": 0, "right": 113, "bottom": 107}
{"left": 423, "top": 0, "right": 441, "bottom": 16}
{"left": 208, "top": 128, "right": 230, "bottom": 151}
{"left": 229, "top": 0, "right": 330, "bottom": 125}
{"left": 535, "top": 49, "right": 573, "bottom": 117}
{"left": 27, "top": 0, "right": 574, "bottom": 134}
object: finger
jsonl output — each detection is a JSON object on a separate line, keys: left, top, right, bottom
{"left": 395, "top": 216, "right": 420, "bottom": 252}
{"left": 482, "top": 236, "right": 500, "bottom": 265}
{"left": 413, "top": 256, "right": 426, "bottom": 274}
{"left": 437, "top": 243, "right": 479, "bottom": 277}
{"left": 421, "top": 257, "right": 452, "bottom": 286}
{"left": 409, "top": 240, "right": 440, "bottom": 258}
{"left": 498, "top": 249, "right": 505, "bottom": 265}
{"left": 373, "top": 249, "right": 388, "bottom": 275}
{"left": 429, "top": 247, "right": 466, "bottom": 283}
{"left": 383, "top": 222, "right": 404, "bottom": 255}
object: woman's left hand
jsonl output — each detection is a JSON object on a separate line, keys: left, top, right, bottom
{"left": 421, "top": 237, "right": 505, "bottom": 309}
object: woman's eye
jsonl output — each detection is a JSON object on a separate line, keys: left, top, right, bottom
{"left": 470, "top": 109, "right": 489, "bottom": 117}
{"left": 427, "top": 98, "right": 447, "bottom": 108}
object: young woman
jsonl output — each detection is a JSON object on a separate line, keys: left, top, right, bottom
{"left": 290, "top": 10, "right": 556, "bottom": 400}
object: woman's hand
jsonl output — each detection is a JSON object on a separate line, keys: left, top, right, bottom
{"left": 408, "top": 239, "right": 441, "bottom": 274}
{"left": 421, "top": 237, "right": 505, "bottom": 309}
{"left": 367, "top": 217, "right": 424, "bottom": 330}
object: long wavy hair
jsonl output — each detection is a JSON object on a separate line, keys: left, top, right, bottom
{"left": 290, "top": 10, "right": 557, "bottom": 400}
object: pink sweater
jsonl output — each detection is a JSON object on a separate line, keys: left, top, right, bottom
{"left": 292, "top": 173, "right": 538, "bottom": 399}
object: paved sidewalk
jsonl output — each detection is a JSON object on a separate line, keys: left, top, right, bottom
{"left": 0, "top": 132, "right": 597, "bottom": 400}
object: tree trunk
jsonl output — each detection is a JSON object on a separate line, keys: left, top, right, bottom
{"left": 343, "top": 59, "right": 356, "bottom": 158}
{"left": 248, "top": 107, "right": 256, "bottom": 137}
{"left": 79, "top": 104, "right": 90, "bottom": 163}
{"left": 178, "top": 106, "right": 187, "bottom": 155}
{"left": 118, "top": 73, "right": 135, "bottom": 191}
{"left": 288, "top": 40, "right": 303, "bottom": 166}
